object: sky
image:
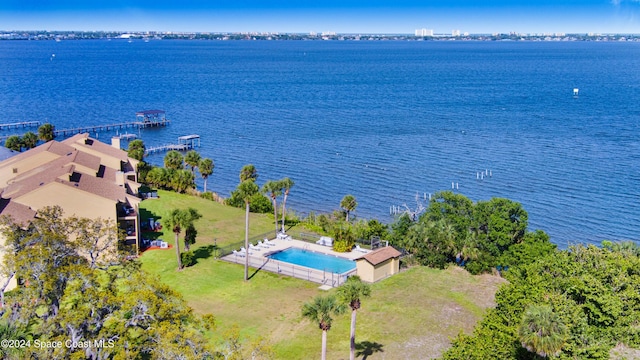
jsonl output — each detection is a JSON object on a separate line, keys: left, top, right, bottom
{"left": 1, "top": 0, "right": 640, "bottom": 34}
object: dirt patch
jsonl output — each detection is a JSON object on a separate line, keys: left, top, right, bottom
{"left": 609, "top": 343, "right": 640, "bottom": 360}
{"left": 384, "top": 334, "right": 453, "bottom": 360}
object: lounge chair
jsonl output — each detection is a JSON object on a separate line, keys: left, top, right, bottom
{"left": 264, "top": 239, "right": 276, "bottom": 246}
{"left": 258, "top": 240, "right": 270, "bottom": 248}
{"left": 355, "top": 244, "right": 369, "bottom": 253}
{"left": 240, "top": 247, "right": 253, "bottom": 255}
{"left": 249, "top": 243, "right": 261, "bottom": 251}
{"left": 316, "top": 236, "right": 333, "bottom": 247}
{"left": 233, "top": 250, "right": 245, "bottom": 257}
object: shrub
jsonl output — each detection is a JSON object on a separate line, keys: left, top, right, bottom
{"left": 226, "top": 190, "right": 273, "bottom": 214}
{"left": 181, "top": 250, "right": 196, "bottom": 267}
{"left": 333, "top": 226, "right": 355, "bottom": 253}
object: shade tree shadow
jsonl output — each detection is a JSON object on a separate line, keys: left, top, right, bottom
{"left": 193, "top": 244, "right": 218, "bottom": 263}
{"left": 356, "top": 341, "right": 384, "bottom": 360}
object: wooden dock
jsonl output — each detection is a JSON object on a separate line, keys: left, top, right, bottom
{"left": 53, "top": 119, "right": 170, "bottom": 137}
{"left": 145, "top": 135, "right": 201, "bottom": 155}
{"left": 0, "top": 120, "right": 171, "bottom": 142}
{"left": 0, "top": 121, "right": 41, "bottom": 130}
{"left": 145, "top": 143, "right": 191, "bottom": 155}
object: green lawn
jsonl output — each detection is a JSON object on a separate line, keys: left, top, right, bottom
{"left": 138, "top": 191, "right": 505, "bottom": 359}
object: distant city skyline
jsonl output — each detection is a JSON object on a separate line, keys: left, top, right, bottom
{"left": 1, "top": 0, "right": 640, "bottom": 34}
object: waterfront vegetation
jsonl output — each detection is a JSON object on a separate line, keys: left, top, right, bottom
{"left": 2, "top": 184, "right": 639, "bottom": 358}
{"left": 136, "top": 190, "right": 506, "bottom": 358}
{"left": 3, "top": 123, "right": 55, "bottom": 151}
{"left": 138, "top": 189, "right": 640, "bottom": 359}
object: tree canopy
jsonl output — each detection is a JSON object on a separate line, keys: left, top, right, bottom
{"left": 37, "top": 123, "right": 55, "bottom": 142}
{"left": 442, "top": 243, "right": 640, "bottom": 359}
{"left": 184, "top": 150, "right": 201, "bottom": 174}
{"left": 391, "top": 191, "right": 552, "bottom": 274}
{"left": 199, "top": 157, "right": 214, "bottom": 193}
{"left": 21, "top": 131, "right": 38, "bottom": 149}
{"left": 239, "top": 164, "right": 258, "bottom": 182}
{"left": 340, "top": 195, "right": 358, "bottom": 222}
{"left": 164, "top": 150, "right": 184, "bottom": 170}
{"left": 127, "top": 139, "right": 145, "bottom": 161}
{"left": 0, "top": 206, "right": 214, "bottom": 359}
{"left": 4, "top": 135, "right": 21, "bottom": 151}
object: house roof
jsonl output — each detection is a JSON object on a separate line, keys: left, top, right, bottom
{"left": 357, "top": 246, "right": 402, "bottom": 266}
{"left": 1, "top": 158, "right": 74, "bottom": 199}
{"left": 57, "top": 172, "right": 127, "bottom": 203}
{"left": 0, "top": 198, "right": 36, "bottom": 225}
{"left": 62, "top": 133, "right": 129, "bottom": 163}
{"left": 70, "top": 150, "right": 101, "bottom": 172}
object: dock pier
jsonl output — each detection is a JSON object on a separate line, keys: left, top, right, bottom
{"left": 0, "top": 121, "right": 41, "bottom": 130}
{"left": 145, "top": 134, "right": 201, "bottom": 155}
{"left": 1, "top": 110, "right": 174, "bottom": 143}
{"left": 53, "top": 119, "right": 170, "bottom": 137}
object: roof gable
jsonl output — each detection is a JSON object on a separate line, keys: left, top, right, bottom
{"left": 63, "top": 133, "right": 129, "bottom": 162}
{"left": 357, "top": 246, "right": 402, "bottom": 266}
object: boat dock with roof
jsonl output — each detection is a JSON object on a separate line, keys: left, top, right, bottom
{"left": 135, "top": 110, "right": 171, "bottom": 128}
{"left": 145, "top": 134, "right": 201, "bottom": 155}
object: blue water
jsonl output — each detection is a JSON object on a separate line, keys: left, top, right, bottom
{"left": 268, "top": 247, "right": 356, "bottom": 274}
{"left": 1, "top": 40, "right": 639, "bottom": 247}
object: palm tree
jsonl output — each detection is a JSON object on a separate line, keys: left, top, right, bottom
{"left": 239, "top": 164, "right": 258, "bottom": 183}
{"left": 518, "top": 304, "right": 567, "bottom": 358}
{"left": 262, "top": 180, "right": 282, "bottom": 237}
{"left": 22, "top": 131, "right": 38, "bottom": 149}
{"left": 184, "top": 150, "right": 201, "bottom": 174}
{"left": 127, "top": 139, "right": 145, "bottom": 161}
{"left": 37, "top": 123, "right": 55, "bottom": 142}
{"left": 280, "top": 177, "right": 294, "bottom": 233}
{"left": 164, "top": 150, "right": 184, "bottom": 170}
{"left": 340, "top": 194, "right": 358, "bottom": 222}
{"left": 199, "top": 158, "right": 214, "bottom": 193}
{"left": 237, "top": 180, "right": 259, "bottom": 281}
{"left": 145, "top": 167, "right": 168, "bottom": 188}
{"left": 336, "top": 275, "right": 372, "bottom": 360}
{"left": 4, "top": 135, "right": 22, "bottom": 152}
{"left": 170, "top": 169, "right": 195, "bottom": 193}
{"left": 301, "top": 294, "right": 346, "bottom": 360}
{"left": 455, "top": 231, "right": 480, "bottom": 264}
{"left": 183, "top": 208, "right": 202, "bottom": 251}
{"left": 164, "top": 209, "right": 188, "bottom": 270}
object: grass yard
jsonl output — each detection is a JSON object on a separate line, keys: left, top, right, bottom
{"left": 138, "top": 191, "right": 506, "bottom": 359}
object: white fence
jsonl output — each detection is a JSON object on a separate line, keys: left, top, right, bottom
{"left": 224, "top": 254, "right": 356, "bottom": 287}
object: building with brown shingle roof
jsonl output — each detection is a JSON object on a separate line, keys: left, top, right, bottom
{"left": 355, "top": 246, "right": 402, "bottom": 283}
{"left": 0, "top": 135, "right": 142, "bottom": 293}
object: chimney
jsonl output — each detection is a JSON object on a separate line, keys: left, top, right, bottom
{"left": 111, "top": 137, "right": 121, "bottom": 150}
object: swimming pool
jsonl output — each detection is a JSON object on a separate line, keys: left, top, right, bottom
{"left": 268, "top": 247, "right": 356, "bottom": 274}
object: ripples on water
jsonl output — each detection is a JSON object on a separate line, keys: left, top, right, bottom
{"left": 0, "top": 40, "right": 638, "bottom": 247}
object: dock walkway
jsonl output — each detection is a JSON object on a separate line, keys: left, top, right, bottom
{"left": 53, "top": 119, "right": 170, "bottom": 137}
{"left": 0, "top": 121, "right": 40, "bottom": 130}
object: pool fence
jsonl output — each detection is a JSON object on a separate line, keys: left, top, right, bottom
{"left": 223, "top": 252, "right": 356, "bottom": 287}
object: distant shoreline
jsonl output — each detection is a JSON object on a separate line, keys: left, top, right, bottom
{"left": 2, "top": 30, "right": 640, "bottom": 42}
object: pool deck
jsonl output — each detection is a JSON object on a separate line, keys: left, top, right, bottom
{"left": 225, "top": 235, "right": 368, "bottom": 260}
{"left": 221, "top": 235, "right": 368, "bottom": 287}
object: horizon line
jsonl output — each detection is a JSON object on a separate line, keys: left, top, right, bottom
{"left": 3, "top": 29, "right": 640, "bottom": 36}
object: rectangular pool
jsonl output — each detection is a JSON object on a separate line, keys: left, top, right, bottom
{"left": 268, "top": 247, "right": 356, "bottom": 274}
